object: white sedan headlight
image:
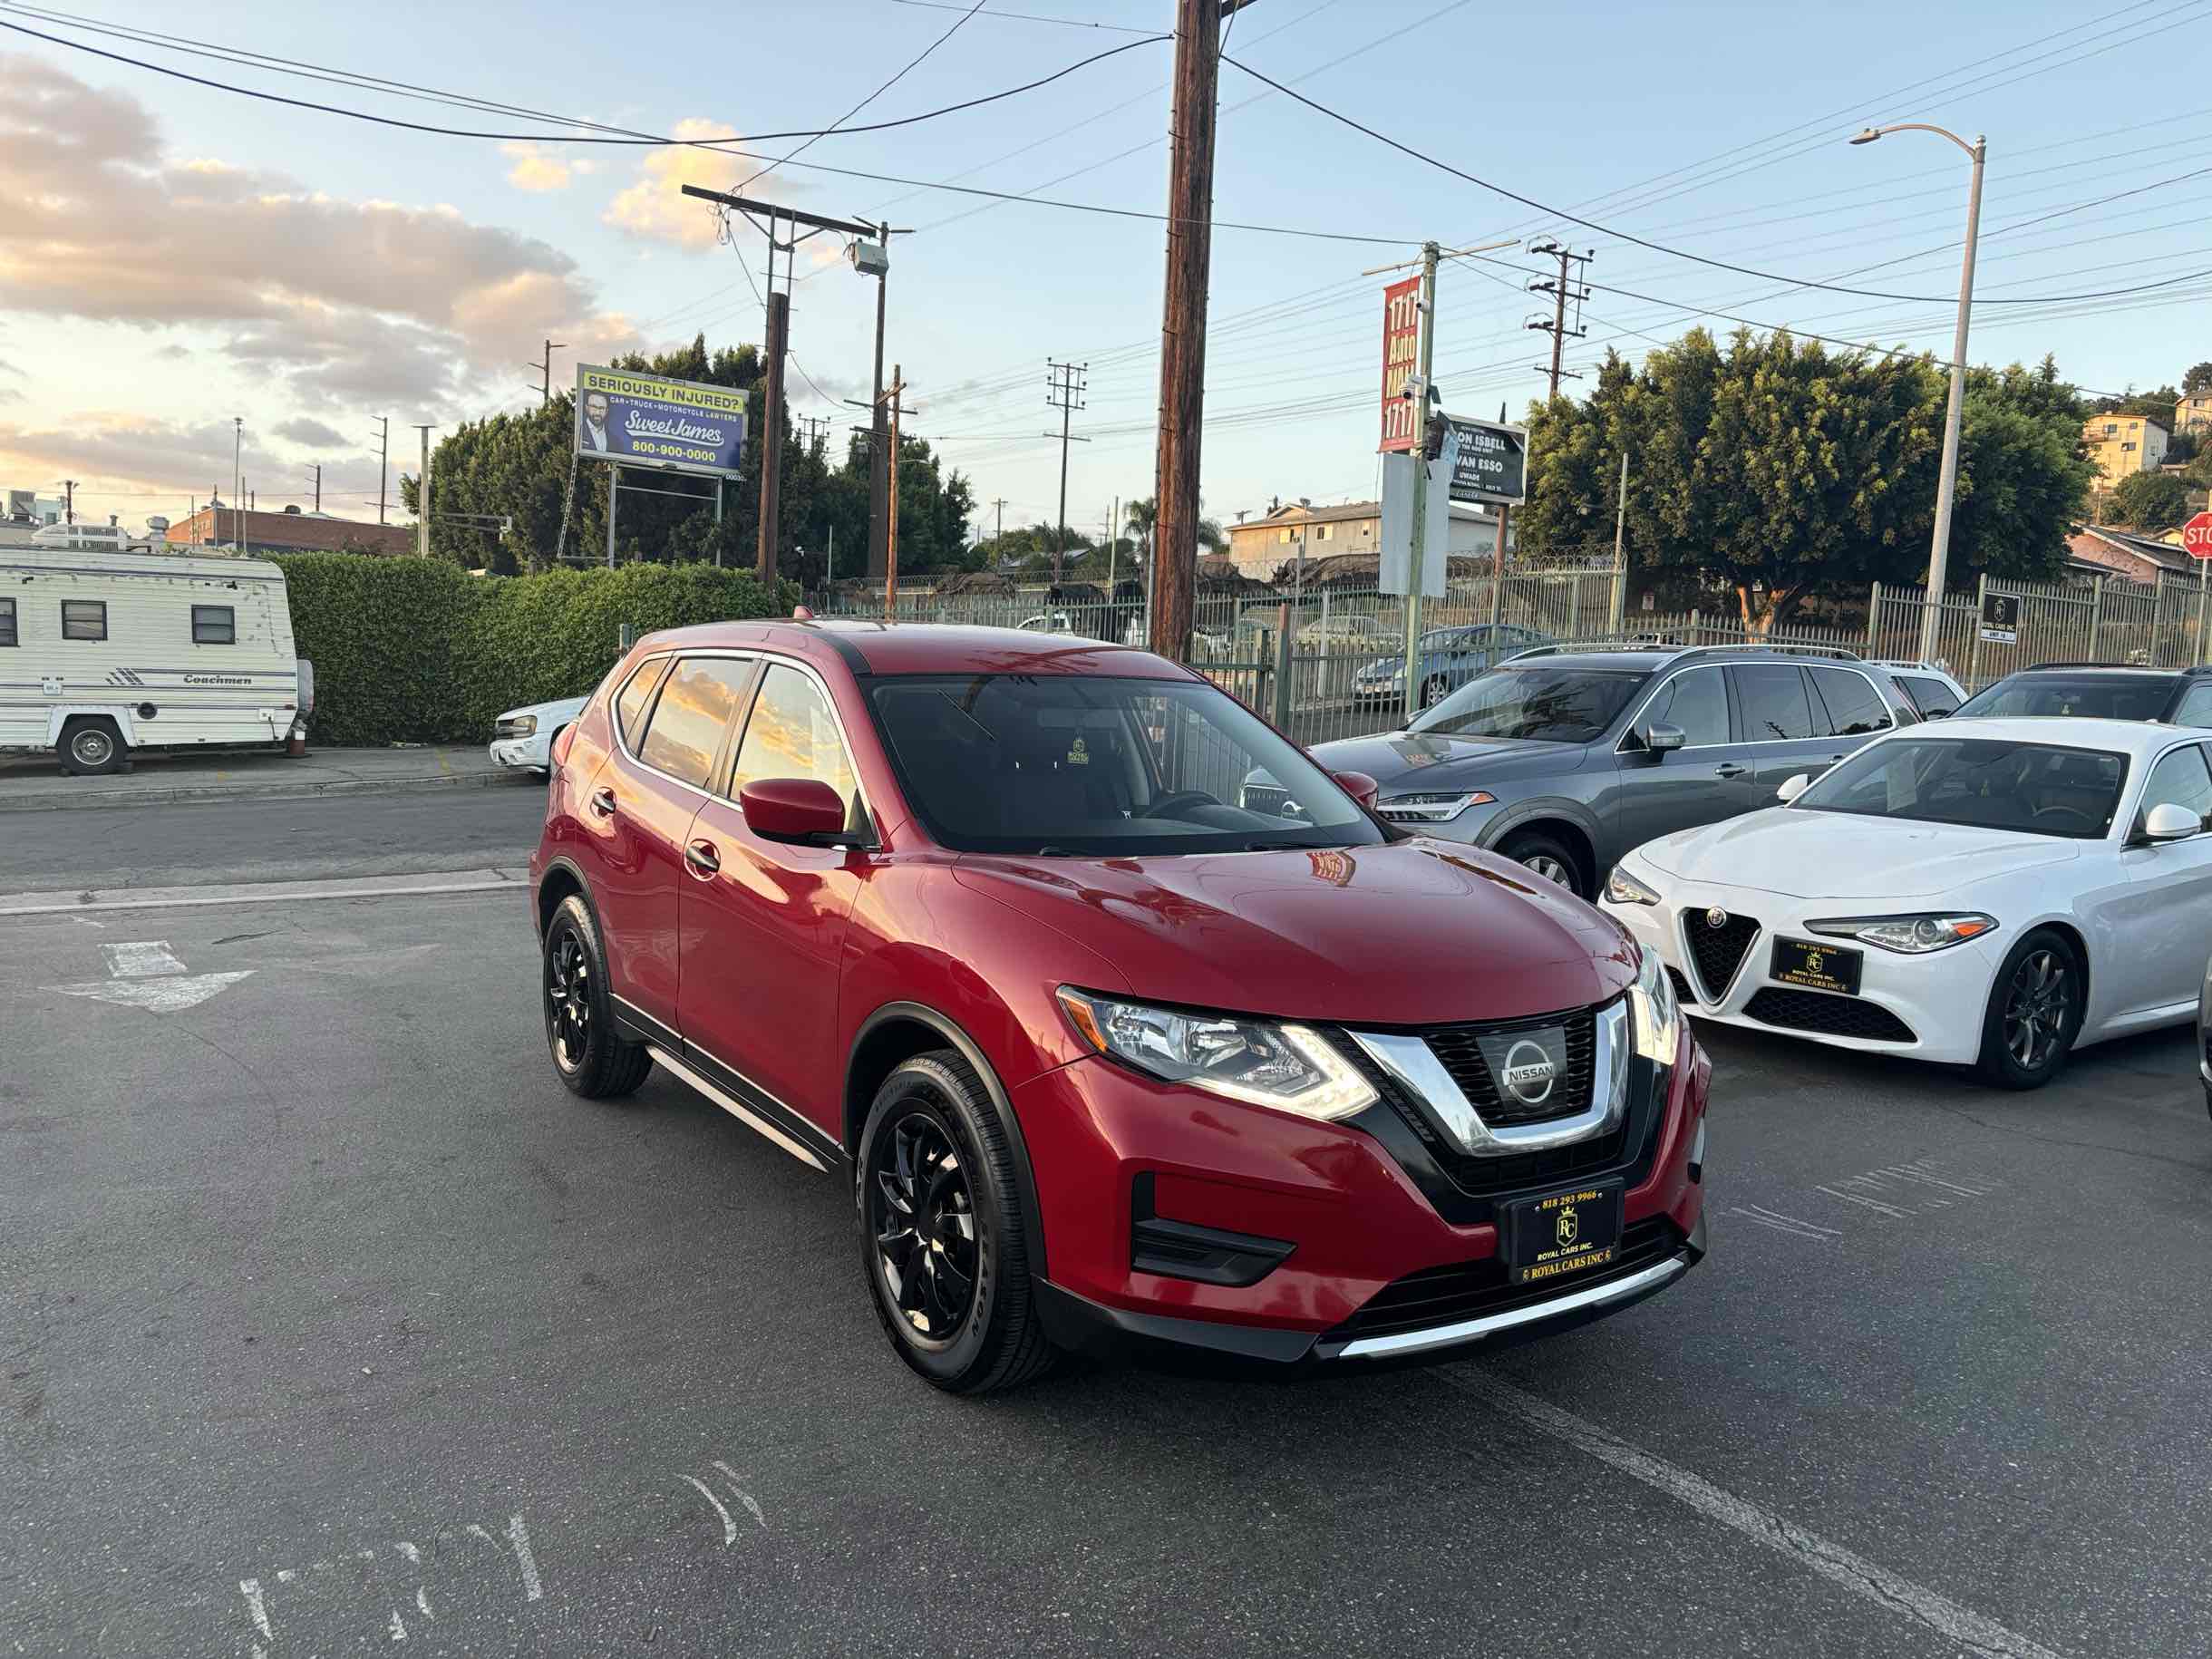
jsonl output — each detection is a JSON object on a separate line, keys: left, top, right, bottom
{"left": 1806, "top": 914, "right": 1997, "bottom": 955}
{"left": 1629, "top": 945, "right": 1681, "bottom": 1065}
{"left": 1606, "top": 865, "right": 1661, "bottom": 906}
{"left": 1056, "top": 988, "right": 1377, "bottom": 1121}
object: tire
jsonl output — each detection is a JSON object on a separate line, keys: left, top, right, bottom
{"left": 1975, "top": 928, "right": 2084, "bottom": 1091}
{"left": 1499, "top": 828, "right": 1588, "bottom": 899}
{"left": 58, "top": 717, "right": 125, "bottom": 777}
{"left": 856, "top": 1050, "right": 1058, "bottom": 1395}
{"left": 541, "top": 894, "right": 653, "bottom": 1100}
{"left": 1419, "top": 674, "right": 1450, "bottom": 710}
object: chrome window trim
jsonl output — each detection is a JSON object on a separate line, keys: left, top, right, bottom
{"left": 1348, "top": 998, "right": 1630, "bottom": 1158}
{"left": 613, "top": 646, "right": 881, "bottom": 848}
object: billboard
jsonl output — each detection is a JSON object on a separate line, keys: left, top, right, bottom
{"left": 575, "top": 364, "right": 749, "bottom": 480}
{"left": 1436, "top": 414, "right": 1528, "bottom": 506}
{"left": 1378, "top": 276, "right": 1422, "bottom": 453}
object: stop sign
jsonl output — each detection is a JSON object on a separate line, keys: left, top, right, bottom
{"left": 2186, "top": 511, "right": 2212, "bottom": 561}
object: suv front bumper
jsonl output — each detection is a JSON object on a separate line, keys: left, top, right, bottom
{"left": 1014, "top": 1033, "right": 1709, "bottom": 1372}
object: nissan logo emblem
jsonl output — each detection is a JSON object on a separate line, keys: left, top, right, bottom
{"left": 1499, "top": 1038, "right": 1557, "bottom": 1107}
{"left": 1705, "top": 907, "right": 1729, "bottom": 929}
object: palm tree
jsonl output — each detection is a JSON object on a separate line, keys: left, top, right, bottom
{"left": 1123, "top": 497, "right": 1157, "bottom": 562}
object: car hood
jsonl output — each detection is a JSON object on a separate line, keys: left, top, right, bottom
{"left": 1310, "top": 731, "right": 1581, "bottom": 790}
{"left": 501, "top": 694, "right": 589, "bottom": 723}
{"left": 1635, "top": 808, "right": 2081, "bottom": 899}
{"left": 953, "top": 839, "right": 1632, "bottom": 1027}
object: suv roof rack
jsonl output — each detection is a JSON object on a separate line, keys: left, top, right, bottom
{"left": 1500, "top": 639, "right": 1864, "bottom": 667}
{"left": 2019, "top": 660, "right": 2212, "bottom": 673}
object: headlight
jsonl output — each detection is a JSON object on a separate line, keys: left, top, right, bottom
{"left": 1376, "top": 789, "right": 1494, "bottom": 822}
{"left": 1806, "top": 914, "right": 1997, "bottom": 955}
{"left": 1630, "top": 945, "right": 1681, "bottom": 1065}
{"left": 1056, "top": 988, "right": 1377, "bottom": 1121}
{"left": 1605, "top": 865, "right": 1661, "bottom": 906}
{"left": 496, "top": 714, "right": 538, "bottom": 738}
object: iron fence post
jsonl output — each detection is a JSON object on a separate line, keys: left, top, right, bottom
{"left": 1272, "top": 603, "right": 1294, "bottom": 730}
{"left": 1866, "top": 582, "right": 1880, "bottom": 656}
{"left": 2087, "top": 576, "right": 2103, "bottom": 661}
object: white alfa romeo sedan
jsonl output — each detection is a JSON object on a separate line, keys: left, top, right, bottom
{"left": 1601, "top": 718, "right": 2212, "bottom": 1089}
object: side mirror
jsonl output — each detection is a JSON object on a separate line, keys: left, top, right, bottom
{"left": 1776, "top": 772, "right": 1811, "bottom": 804}
{"left": 2140, "top": 801, "right": 2203, "bottom": 843}
{"left": 740, "top": 777, "right": 849, "bottom": 843}
{"left": 1334, "top": 770, "right": 1381, "bottom": 810}
{"left": 1644, "top": 723, "right": 1686, "bottom": 755}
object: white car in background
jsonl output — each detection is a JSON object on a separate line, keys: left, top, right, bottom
{"left": 1602, "top": 718, "right": 2212, "bottom": 1089}
{"left": 489, "top": 694, "right": 587, "bottom": 776}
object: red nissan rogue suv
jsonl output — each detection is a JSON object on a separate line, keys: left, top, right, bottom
{"left": 529, "top": 619, "right": 1709, "bottom": 1392}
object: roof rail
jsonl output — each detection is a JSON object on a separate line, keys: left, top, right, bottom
{"left": 1499, "top": 640, "right": 1683, "bottom": 663}
{"left": 2021, "top": 660, "right": 2139, "bottom": 671}
{"left": 1671, "top": 642, "right": 1862, "bottom": 663}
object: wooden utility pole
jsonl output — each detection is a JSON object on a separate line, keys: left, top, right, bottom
{"left": 1527, "top": 241, "right": 1591, "bottom": 401}
{"left": 757, "top": 289, "right": 790, "bottom": 584}
{"left": 884, "top": 364, "right": 906, "bottom": 621}
{"left": 374, "top": 417, "right": 389, "bottom": 524}
{"left": 1150, "top": 0, "right": 1238, "bottom": 661}
{"left": 1045, "top": 359, "right": 1089, "bottom": 587}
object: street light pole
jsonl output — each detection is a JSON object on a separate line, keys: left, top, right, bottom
{"left": 1853, "top": 122, "right": 1984, "bottom": 666}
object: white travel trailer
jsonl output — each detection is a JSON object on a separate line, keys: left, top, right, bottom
{"left": 1, "top": 548, "right": 311, "bottom": 774}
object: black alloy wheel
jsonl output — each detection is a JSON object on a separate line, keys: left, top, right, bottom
{"left": 855, "top": 1052, "right": 1058, "bottom": 1393}
{"left": 540, "top": 894, "right": 653, "bottom": 1100}
{"left": 1977, "top": 929, "right": 2082, "bottom": 1090}
{"left": 868, "top": 1111, "right": 978, "bottom": 1344}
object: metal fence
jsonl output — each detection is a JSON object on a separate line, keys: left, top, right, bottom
{"left": 809, "top": 563, "right": 2212, "bottom": 750}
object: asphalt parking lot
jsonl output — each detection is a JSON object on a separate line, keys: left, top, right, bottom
{"left": 4, "top": 795, "right": 2208, "bottom": 1656}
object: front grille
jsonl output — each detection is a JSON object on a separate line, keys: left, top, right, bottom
{"left": 1665, "top": 965, "right": 1695, "bottom": 1007}
{"left": 1683, "top": 910, "right": 1760, "bottom": 1001}
{"left": 1423, "top": 1008, "right": 1596, "bottom": 1127}
{"left": 1324, "top": 1218, "right": 1684, "bottom": 1343}
{"left": 1332, "top": 1014, "right": 1653, "bottom": 1204}
{"left": 1743, "top": 987, "right": 1916, "bottom": 1043}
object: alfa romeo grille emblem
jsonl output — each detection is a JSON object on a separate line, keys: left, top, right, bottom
{"left": 1499, "top": 1039, "right": 1558, "bottom": 1108}
{"left": 1705, "top": 907, "right": 1729, "bottom": 929}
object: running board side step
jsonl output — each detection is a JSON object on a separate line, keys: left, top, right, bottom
{"left": 646, "top": 1046, "right": 830, "bottom": 1172}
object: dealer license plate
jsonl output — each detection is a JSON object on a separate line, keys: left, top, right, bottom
{"left": 1771, "top": 936, "right": 1863, "bottom": 994}
{"left": 1502, "top": 1182, "right": 1624, "bottom": 1285}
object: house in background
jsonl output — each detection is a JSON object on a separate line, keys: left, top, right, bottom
{"left": 2082, "top": 413, "right": 2169, "bottom": 483}
{"left": 2065, "top": 524, "right": 2196, "bottom": 585}
{"left": 1225, "top": 497, "right": 1517, "bottom": 578}
{"left": 2175, "top": 390, "right": 2212, "bottom": 437}
{"left": 165, "top": 503, "right": 415, "bottom": 557}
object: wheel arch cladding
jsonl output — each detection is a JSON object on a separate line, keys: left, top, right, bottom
{"left": 847, "top": 1004, "right": 1048, "bottom": 1279}
{"left": 536, "top": 859, "right": 587, "bottom": 939}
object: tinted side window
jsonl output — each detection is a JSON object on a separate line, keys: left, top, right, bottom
{"left": 614, "top": 656, "right": 672, "bottom": 746}
{"left": 1642, "top": 666, "right": 1728, "bottom": 746}
{"left": 1731, "top": 665, "right": 1813, "bottom": 742}
{"left": 1808, "top": 667, "right": 1893, "bottom": 738}
{"left": 2139, "top": 744, "right": 2212, "bottom": 822}
{"left": 635, "top": 657, "right": 752, "bottom": 789}
{"left": 730, "top": 665, "right": 859, "bottom": 817}
{"left": 1900, "top": 674, "right": 1959, "bottom": 717}
{"left": 2172, "top": 683, "right": 2212, "bottom": 729}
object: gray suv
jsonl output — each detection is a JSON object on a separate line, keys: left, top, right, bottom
{"left": 1302, "top": 645, "right": 1922, "bottom": 898}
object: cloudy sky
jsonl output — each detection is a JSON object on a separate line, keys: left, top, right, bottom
{"left": 1, "top": 0, "right": 2204, "bottom": 538}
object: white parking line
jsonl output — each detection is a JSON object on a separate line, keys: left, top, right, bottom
{"left": 0, "top": 868, "right": 527, "bottom": 917}
{"left": 1442, "top": 1369, "right": 2068, "bottom": 1659}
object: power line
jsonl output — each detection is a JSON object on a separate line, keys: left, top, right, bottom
{"left": 0, "top": 10, "right": 1165, "bottom": 150}
{"left": 882, "top": 0, "right": 1155, "bottom": 30}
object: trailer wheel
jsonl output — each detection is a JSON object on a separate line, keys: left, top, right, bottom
{"left": 59, "top": 717, "right": 126, "bottom": 777}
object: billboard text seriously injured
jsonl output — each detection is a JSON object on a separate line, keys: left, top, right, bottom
{"left": 575, "top": 364, "right": 749, "bottom": 480}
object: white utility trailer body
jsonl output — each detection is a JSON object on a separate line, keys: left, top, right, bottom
{"left": 0, "top": 547, "right": 308, "bottom": 773}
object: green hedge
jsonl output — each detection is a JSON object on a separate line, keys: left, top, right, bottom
{"left": 274, "top": 555, "right": 790, "bottom": 746}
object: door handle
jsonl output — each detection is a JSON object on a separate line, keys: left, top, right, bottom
{"left": 588, "top": 785, "right": 616, "bottom": 818}
{"left": 684, "top": 839, "right": 722, "bottom": 878}
{"left": 1712, "top": 763, "right": 1750, "bottom": 780}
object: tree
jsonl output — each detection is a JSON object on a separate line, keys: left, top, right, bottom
{"left": 2182, "top": 362, "right": 2212, "bottom": 395}
{"left": 1518, "top": 332, "right": 2094, "bottom": 628}
{"left": 2110, "top": 470, "right": 2192, "bottom": 532}
{"left": 2087, "top": 383, "right": 2182, "bottom": 422}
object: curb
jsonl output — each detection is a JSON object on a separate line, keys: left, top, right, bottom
{"left": 0, "top": 867, "right": 530, "bottom": 916}
{"left": 0, "top": 767, "right": 536, "bottom": 815}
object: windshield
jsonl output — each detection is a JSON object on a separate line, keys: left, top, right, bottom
{"left": 1412, "top": 665, "right": 1644, "bottom": 742}
{"left": 868, "top": 674, "right": 1386, "bottom": 856}
{"left": 1794, "top": 736, "right": 2127, "bottom": 839}
{"left": 1954, "top": 673, "right": 2172, "bottom": 723}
